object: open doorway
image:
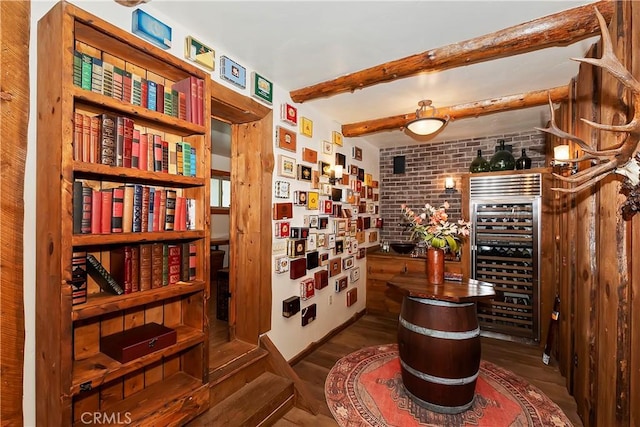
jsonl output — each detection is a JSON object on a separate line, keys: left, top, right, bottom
{"left": 209, "top": 118, "right": 231, "bottom": 346}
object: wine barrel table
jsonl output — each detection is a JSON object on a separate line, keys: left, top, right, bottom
{"left": 387, "top": 273, "right": 495, "bottom": 414}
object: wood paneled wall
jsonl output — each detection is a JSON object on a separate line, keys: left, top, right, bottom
{"left": 0, "top": 1, "right": 29, "bottom": 425}
{"left": 554, "top": 2, "right": 639, "bottom": 425}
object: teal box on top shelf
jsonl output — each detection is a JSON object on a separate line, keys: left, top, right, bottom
{"left": 132, "top": 8, "right": 172, "bottom": 50}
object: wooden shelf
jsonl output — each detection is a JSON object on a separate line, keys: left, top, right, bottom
{"left": 73, "top": 161, "right": 206, "bottom": 187}
{"left": 72, "top": 372, "right": 209, "bottom": 427}
{"left": 73, "top": 87, "right": 206, "bottom": 135}
{"left": 36, "top": 2, "right": 210, "bottom": 424}
{"left": 72, "top": 230, "right": 206, "bottom": 247}
{"left": 71, "top": 325, "right": 204, "bottom": 396}
{"left": 72, "top": 281, "right": 205, "bottom": 321}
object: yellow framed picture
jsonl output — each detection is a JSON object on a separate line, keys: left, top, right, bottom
{"left": 300, "top": 117, "right": 313, "bottom": 137}
{"left": 332, "top": 130, "right": 343, "bottom": 146}
{"left": 307, "top": 191, "right": 319, "bottom": 210}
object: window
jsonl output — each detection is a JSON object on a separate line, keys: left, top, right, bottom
{"left": 211, "top": 169, "right": 231, "bottom": 213}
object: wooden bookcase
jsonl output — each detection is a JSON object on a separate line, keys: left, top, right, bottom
{"left": 36, "top": 2, "right": 211, "bottom": 425}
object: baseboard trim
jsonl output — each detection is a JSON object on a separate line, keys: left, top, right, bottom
{"left": 287, "top": 309, "right": 366, "bottom": 366}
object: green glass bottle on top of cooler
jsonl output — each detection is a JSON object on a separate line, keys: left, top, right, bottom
{"left": 516, "top": 148, "right": 532, "bottom": 170}
{"left": 469, "top": 149, "right": 490, "bottom": 173}
{"left": 489, "top": 139, "right": 516, "bottom": 171}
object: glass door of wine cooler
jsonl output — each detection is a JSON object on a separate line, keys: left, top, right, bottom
{"left": 471, "top": 198, "right": 540, "bottom": 341}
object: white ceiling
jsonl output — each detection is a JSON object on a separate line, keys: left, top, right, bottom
{"left": 150, "top": 0, "right": 601, "bottom": 149}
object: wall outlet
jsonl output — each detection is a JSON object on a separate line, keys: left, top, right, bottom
{"left": 328, "top": 295, "right": 333, "bottom": 305}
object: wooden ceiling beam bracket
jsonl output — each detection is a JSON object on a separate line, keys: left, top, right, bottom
{"left": 290, "top": 1, "right": 614, "bottom": 103}
{"left": 342, "top": 85, "right": 570, "bottom": 137}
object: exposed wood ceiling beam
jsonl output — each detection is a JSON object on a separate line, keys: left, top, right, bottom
{"left": 342, "top": 86, "right": 570, "bottom": 137}
{"left": 290, "top": 1, "right": 614, "bottom": 103}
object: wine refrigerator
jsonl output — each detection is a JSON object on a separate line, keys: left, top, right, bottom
{"left": 468, "top": 172, "right": 542, "bottom": 342}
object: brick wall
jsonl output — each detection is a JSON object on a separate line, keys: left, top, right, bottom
{"left": 379, "top": 130, "right": 546, "bottom": 242}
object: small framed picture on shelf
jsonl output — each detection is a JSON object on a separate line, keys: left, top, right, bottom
{"left": 274, "top": 180, "right": 290, "bottom": 199}
{"left": 319, "top": 161, "right": 332, "bottom": 178}
{"left": 342, "top": 255, "right": 354, "bottom": 270}
{"left": 251, "top": 72, "right": 273, "bottom": 105}
{"left": 322, "top": 140, "right": 333, "bottom": 155}
{"left": 220, "top": 55, "right": 246, "bottom": 89}
{"left": 352, "top": 146, "right": 363, "bottom": 161}
{"left": 302, "top": 148, "right": 318, "bottom": 164}
{"left": 184, "top": 36, "right": 215, "bottom": 70}
{"left": 275, "top": 256, "right": 290, "bottom": 274}
{"left": 276, "top": 126, "right": 297, "bottom": 152}
{"left": 332, "top": 131, "right": 343, "bottom": 146}
{"left": 281, "top": 102, "right": 297, "bottom": 126}
{"left": 300, "top": 117, "right": 313, "bottom": 137}
{"left": 277, "top": 155, "right": 296, "bottom": 178}
{"left": 297, "top": 164, "right": 312, "bottom": 182}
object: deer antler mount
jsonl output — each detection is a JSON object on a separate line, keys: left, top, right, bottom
{"left": 536, "top": 7, "right": 640, "bottom": 218}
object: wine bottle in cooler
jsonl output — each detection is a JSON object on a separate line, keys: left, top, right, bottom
{"left": 542, "top": 295, "right": 561, "bottom": 365}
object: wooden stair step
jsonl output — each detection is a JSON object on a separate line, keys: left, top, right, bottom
{"left": 189, "top": 372, "right": 294, "bottom": 427}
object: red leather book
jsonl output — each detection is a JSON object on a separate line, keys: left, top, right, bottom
{"left": 139, "top": 133, "right": 148, "bottom": 171}
{"left": 110, "top": 246, "right": 132, "bottom": 294}
{"left": 91, "top": 189, "right": 102, "bottom": 234}
{"left": 155, "top": 82, "right": 164, "bottom": 114}
{"left": 100, "top": 189, "right": 112, "bottom": 234}
{"left": 122, "top": 117, "right": 134, "bottom": 168}
{"left": 196, "top": 78, "right": 203, "bottom": 125}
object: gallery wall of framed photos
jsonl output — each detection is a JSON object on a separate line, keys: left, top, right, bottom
{"left": 269, "top": 100, "right": 381, "bottom": 358}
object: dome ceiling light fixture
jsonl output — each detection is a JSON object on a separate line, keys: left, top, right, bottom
{"left": 405, "top": 99, "right": 449, "bottom": 136}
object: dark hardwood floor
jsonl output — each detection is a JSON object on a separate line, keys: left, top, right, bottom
{"left": 277, "top": 313, "right": 582, "bottom": 427}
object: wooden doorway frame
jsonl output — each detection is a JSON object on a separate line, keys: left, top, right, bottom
{"left": 209, "top": 79, "right": 273, "bottom": 345}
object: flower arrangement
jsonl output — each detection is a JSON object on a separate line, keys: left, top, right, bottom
{"left": 400, "top": 202, "right": 471, "bottom": 253}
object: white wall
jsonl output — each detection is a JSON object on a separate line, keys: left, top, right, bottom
{"left": 25, "top": 1, "right": 380, "bottom": 423}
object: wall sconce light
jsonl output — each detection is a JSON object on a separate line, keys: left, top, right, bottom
{"left": 551, "top": 144, "right": 570, "bottom": 166}
{"left": 550, "top": 144, "right": 577, "bottom": 174}
{"left": 444, "top": 176, "right": 456, "bottom": 193}
{"left": 329, "top": 165, "right": 343, "bottom": 185}
{"left": 406, "top": 100, "right": 449, "bottom": 137}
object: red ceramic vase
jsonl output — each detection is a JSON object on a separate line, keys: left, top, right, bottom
{"left": 426, "top": 247, "right": 445, "bottom": 284}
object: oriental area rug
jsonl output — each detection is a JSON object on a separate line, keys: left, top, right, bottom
{"left": 325, "top": 344, "right": 572, "bottom": 427}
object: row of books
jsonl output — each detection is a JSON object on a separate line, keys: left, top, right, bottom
{"left": 73, "top": 181, "right": 196, "bottom": 235}
{"left": 74, "top": 112, "right": 196, "bottom": 176}
{"left": 70, "top": 243, "right": 197, "bottom": 305}
{"left": 73, "top": 51, "right": 205, "bottom": 125}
